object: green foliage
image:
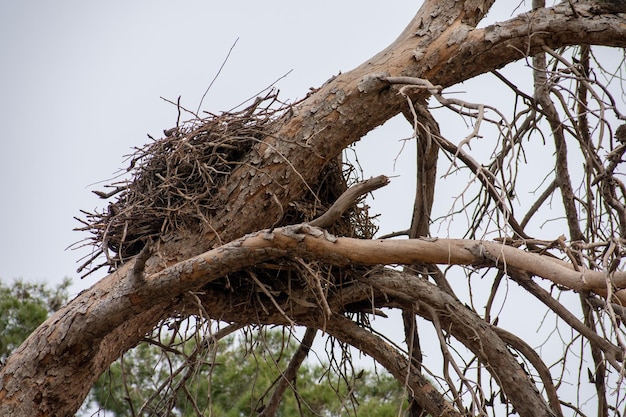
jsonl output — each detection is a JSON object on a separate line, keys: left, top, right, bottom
{"left": 90, "top": 326, "right": 408, "bottom": 416}
{"left": 0, "top": 278, "right": 71, "bottom": 362}
{"left": 0, "top": 278, "right": 406, "bottom": 416}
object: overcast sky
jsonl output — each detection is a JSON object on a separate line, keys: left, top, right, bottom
{"left": 0, "top": 0, "right": 570, "bottom": 350}
{"left": 0, "top": 0, "right": 567, "bottom": 369}
{"left": 0, "top": 1, "right": 432, "bottom": 294}
{"left": 0, "top": 0, "right": 532, "bottom": 294}
{"left": 0, "top": 0, "right": 534, "bottom": 295}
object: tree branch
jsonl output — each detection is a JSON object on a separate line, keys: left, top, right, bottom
{"left": 359, "top": 268, "right": 558, "bottom": 417}
{"left": 309, "top": 175, "right": 389, "bottom": 228}
{"left": 324, "top": 313, "right": 462, "bottom": 417}
{"left": 492, "top": 326, "right": 564, "bottom": 417}
{"left": 509, "top": 272, "right": 622, "bottom": 368}
{"left": 259, "top": 327, "right": 317, "bottom": 417}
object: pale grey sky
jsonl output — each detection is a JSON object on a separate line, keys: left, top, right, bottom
{"left": 0, "top": 0, "right": 531, "bottom": 294}
{"left": 0, "top": 0, "right": 603, "bottom": 341}
{"left": 0, "top": 0, "right": 579, "bottom": 341}
{"left": 0, "top": 1, "right": 421, "bottom": 294}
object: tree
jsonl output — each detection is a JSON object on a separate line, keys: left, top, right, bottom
{"left": 0, "top": 279, "right": 401, "bottom": 416}
{"left": 0, "top": 278, "right": 70, "bottom": 363}
{"left": 2, "top": 1, "right": 626, "bottom": 416}
{"left": 87, "top": 327, "right": 404, "bottom": 416}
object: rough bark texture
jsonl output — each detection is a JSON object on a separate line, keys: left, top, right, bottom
{"left": 2, "top": 1, "right": 626, "bottom": 416}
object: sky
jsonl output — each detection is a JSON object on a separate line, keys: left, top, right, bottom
{"left": 0, "top": 0, "right": 424, "bottom": 294}
{"left": 0, "top": 0, "right": 574, "bottom": 356}
{"left": 0, "top": 0, "right": 526, "bottom": 295}
{"left": 0, "top": 0, "right": 530, "bottom": 292}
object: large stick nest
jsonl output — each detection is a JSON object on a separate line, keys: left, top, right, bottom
{"left": 75, "top": 92, "right": 377, "bottom": 278}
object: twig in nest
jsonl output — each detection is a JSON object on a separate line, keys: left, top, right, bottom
{"left": 297, "top": 259, "right": 332, "bottom": 327}
{"left": 92, "top": 186, "right": 126, "bottom": 199}
{"left": 248, "top": 271, "right": 296, "bottom": 327}
{"left": 196, "top": 37, "right": 239, "bottom": 115}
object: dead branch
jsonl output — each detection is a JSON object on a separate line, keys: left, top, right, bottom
{"left": 309, "top": 175, "right": 389, "bottom": 228}
{"left": 509, "top": 271, "right": 622, "bottom": 369}
{"left": 258, "top": 328, "right": 317, "bottom": 417}
{"left": 359, "top": 268, "right": 558, "bottom": 417}
{"left": 323, "top": 313, "right": 462, "bottom": 417}
{"left": 140, "top": 224, "right": 626, "bottom": 306}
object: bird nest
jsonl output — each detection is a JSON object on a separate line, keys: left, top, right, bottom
{"left": 74, "top": 92, "right": 376, "bottom": 278}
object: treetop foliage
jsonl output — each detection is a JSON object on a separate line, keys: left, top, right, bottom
{"left": 0, "top": 278, "right": 70, "bottom": 363}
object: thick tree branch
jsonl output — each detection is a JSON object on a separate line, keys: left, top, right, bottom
{"left": 359, "top": 269, "right": 558, "bottom": 417}
{"left": 323, "top": 314, "right": 462, "bottom": 417}
{"left": 141, "top": 226, "right": 626, "bottom": 300}
{"left": 493, "top": 326, "right": 564, "bottom": 417}
{"left": 3, "top": 1, "right": 626, "bottom": 415}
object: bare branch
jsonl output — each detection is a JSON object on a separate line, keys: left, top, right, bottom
{"left": 359, "top": 268, "right": 559, "bottom": 417}
{"left": 309, "top": 175, "right": 389, "bottom": 228}
{"left": 259, "top": 328, "right": 317, "bottom": 417}
{"left": 324, "top": 313, "right": 462, "bottom": 417}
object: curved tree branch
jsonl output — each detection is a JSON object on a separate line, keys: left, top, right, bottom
{"left": 359, "top": 268, "right": 558, "bottom": 417}
{"left": 493, "top": 326, "right": 564, "bottom": 417}
{"left": 323, "top": 313, "right": 462, "bottom": 417}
